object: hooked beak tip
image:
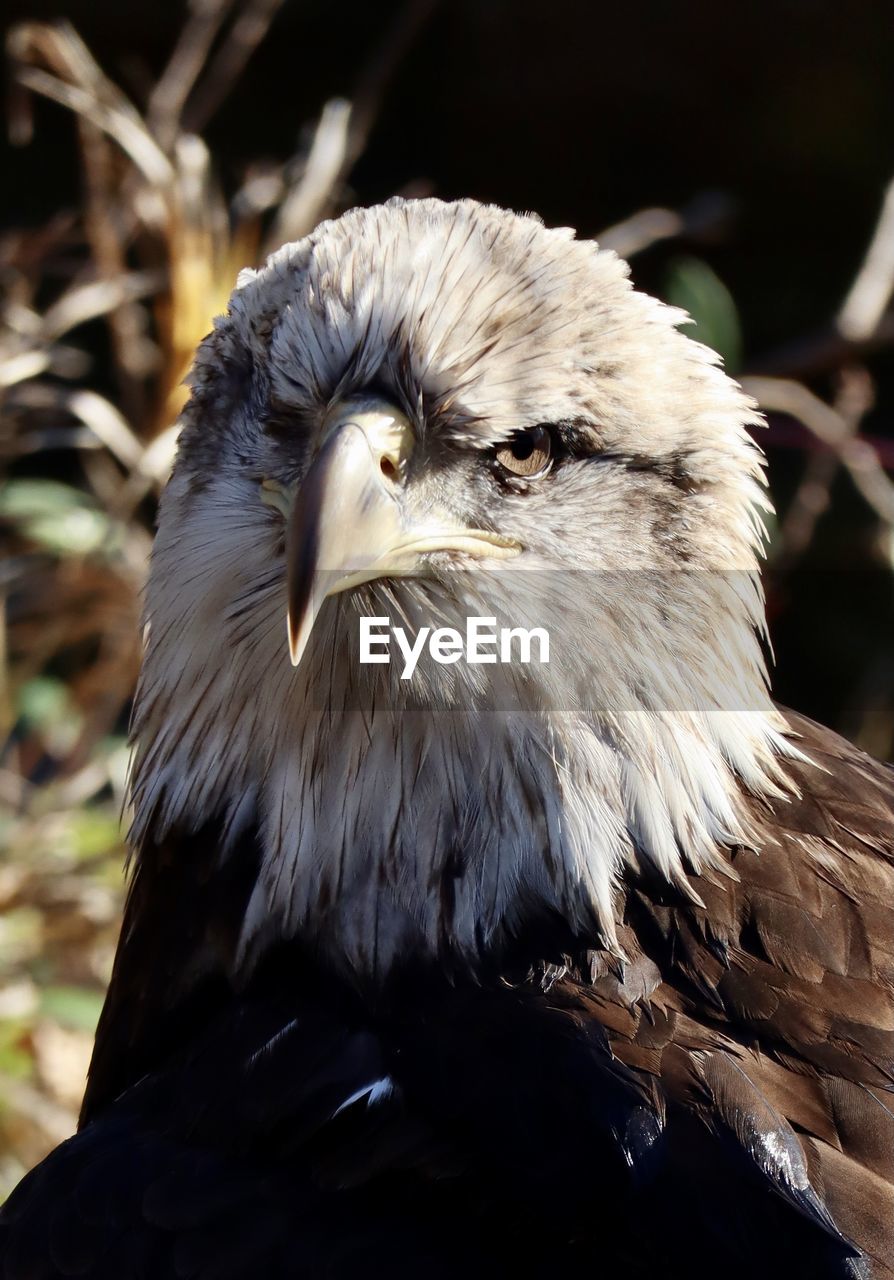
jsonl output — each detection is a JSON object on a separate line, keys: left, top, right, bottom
{"left": 287, "top": 595, "right": 316, "bottom": 667}
{"left": 287, "top": 618, "right": 304, "bottom": 668}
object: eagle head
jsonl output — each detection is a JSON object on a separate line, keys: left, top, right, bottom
{"left": 131, "top": 198, "right": 795, "bottom": 978}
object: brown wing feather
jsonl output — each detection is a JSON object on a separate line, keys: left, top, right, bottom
{"left": 593, "top": 707, "right": 894, "bottom": 1276}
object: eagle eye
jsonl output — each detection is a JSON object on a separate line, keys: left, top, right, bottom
{"left": 494, "top": 426, "right": 554, "bottom": 480}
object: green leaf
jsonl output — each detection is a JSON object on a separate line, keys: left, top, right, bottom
{"left": 69, "top": 808, "right": 124, "bottom": 860}
{"left": 0, "top": 1020, "right": 33, "bottom": 1081}
{"left": 0, "top": 907, "right": 43, "bottom": 969}
{"left": 15, "top": 676, "right": 84, "bottom": 761}
{"left": 16, "top": 676, "right": 73, "bottom": 731}
{"left": 38, "top": 986, "right": 105, "bottom": 1033}
{"left": 0, "top": 479, "right": 113, "bottom": 555}
{"left": 664, "top": 256, "right": 743, "bottom": 372}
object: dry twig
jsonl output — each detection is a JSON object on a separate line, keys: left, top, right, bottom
{"left": 744, "top": 374, "right": 894, "bottom": 530}
{"left": 184, "top": 0, "right": 288, "bottom": 134}
{"left": 598, "top": 192, "right": 734, "bottom": 259}
{"left": 747, "top": 174, "right": 894, "bottom": 562}
{"left": 837, "top": 177, "right": 894, "bottom": 343}
{"left": 147, "top": 0, "right": 237, "bottom": 151}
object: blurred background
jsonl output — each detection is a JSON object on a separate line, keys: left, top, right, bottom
{"left": 1, "top": 0, "right": 893, "bottom": 1197}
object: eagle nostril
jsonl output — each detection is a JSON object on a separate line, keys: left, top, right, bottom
{"left": 380, "top": 456, "right": 399, "bottom": 483}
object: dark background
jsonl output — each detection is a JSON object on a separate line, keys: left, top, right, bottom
{"left": 6, "top": 0, "right": 894, "bottom": 348}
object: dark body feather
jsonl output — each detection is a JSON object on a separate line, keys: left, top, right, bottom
{"left": 2, "top": 709, "right": 893, "bottom": 1279}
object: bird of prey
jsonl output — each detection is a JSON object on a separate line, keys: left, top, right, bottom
{"left": 2, "top": 198, "right": 892, "bottom": 1280}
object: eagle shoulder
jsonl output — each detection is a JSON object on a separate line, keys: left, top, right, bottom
{"left": 598, "top": 707, "right": 894, "bottom": 1277}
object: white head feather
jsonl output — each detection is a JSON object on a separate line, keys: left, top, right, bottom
{"left": 131, "top": 198, "right": 797, "bottom": 979}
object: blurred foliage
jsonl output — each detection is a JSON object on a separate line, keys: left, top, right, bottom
{"left": 0, "top": 480, "right": 115, "bottom": 556}
{"left": 1, "top": 0, "right": 894, "bottom": 1202}
{"left": 664, "top": 256, "right": 744, "bottom": 373}
{"left": 0, "top": 734, "right": 125, "bottom": 1193}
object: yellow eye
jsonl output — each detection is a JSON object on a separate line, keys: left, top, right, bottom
{"left": 494, "top": 426, "right": 553, "bottom": 479}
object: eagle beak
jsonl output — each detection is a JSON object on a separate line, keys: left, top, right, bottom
{"left": 268, "top": 397, "right": 519, "bottom": 666}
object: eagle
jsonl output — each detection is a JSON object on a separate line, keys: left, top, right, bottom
{"left": 2, "top": 198, "right": 893, "bottom": 1280}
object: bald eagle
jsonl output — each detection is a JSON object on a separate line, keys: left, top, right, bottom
{"left": 2, "top": 199, "right": 892, "bottom": 1280}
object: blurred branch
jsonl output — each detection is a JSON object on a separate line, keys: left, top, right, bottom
{"left": 265, "top": 0, "right": 442, "bottom": 251}
{"left": 837, "top": 176, "right": 894, "bottom": 342}
{"left": 8, "top": 385, "right": 147, "bottom": 474}
{"left": 8, "top": 27, "right": 174, "bottom": 186}
{"left": 747, "top": 172, "right": 894, "bottom": 566}
{"left": 761, "top": 372, "right": 871, "bottom": 564}
{"left": 0, "top": 273, "right": 163, "bottom": 393}
{"left": 76, "top": 114, "right": 154, "bottom": 422}
{"left": 39, "top": 271, "right": 163, "bottom": 345}
{"left": 750, "top": 316, "right": 894, "bottom": 381}
{"left": 267, "top": 99, "right": 353, "bottom": 249}
{"left": 16, "top": 67, "right": 170, "bottom": 188}
{"left": 0, "top": 350, "right": 51, "bottom": 388}
{"left": 184, "top": 0, "right": 288, "bottom": 134}
{"left": 752, "top": 173, "right": 894, "bottom": 378}
{"left": 598, "top": 192, "right": 734, "bottom": 259}
{"left": 743, "top": 373, "right": 894, "bottom": 527}
{"left": 347, "top": 0, "right": 442, "bottom": 165}
{"left": 147, "top": 0, "right": 237, "bottom": 151}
